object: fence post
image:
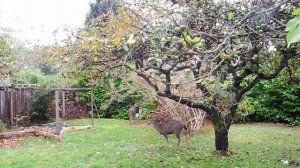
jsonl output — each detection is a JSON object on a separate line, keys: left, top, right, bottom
{"left": 62, "top": 91, "right": 66, "bottom": 121}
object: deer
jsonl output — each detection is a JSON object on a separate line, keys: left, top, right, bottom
{"left": 147, "top": 118, "right": 188, "bottom": 148}
{"left": 128, "top": 104, "right": 139, "bottom": 122}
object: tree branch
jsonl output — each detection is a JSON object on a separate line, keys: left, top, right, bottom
{"left": 157, "top": 92, "right": 215, "bottom": 115}
{"left": 240, "top": 50, "right": 293, "bottom": 95}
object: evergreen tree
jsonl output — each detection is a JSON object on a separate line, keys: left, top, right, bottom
{"left": 85, "top": 0, "right": 117, "bottom": 24}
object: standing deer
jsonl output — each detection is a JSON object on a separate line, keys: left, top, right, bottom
{"left": 129, "top": 104, "right": 139, "bottom": 122}
{"left": 148, "top": 118, "right": 187, "bottom": 148}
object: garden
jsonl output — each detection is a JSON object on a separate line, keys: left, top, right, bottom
{"left": 0, "top": 0, "right": 299, "bottom": 167}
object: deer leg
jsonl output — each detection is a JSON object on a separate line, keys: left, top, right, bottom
{"left": 135, "top": 61, "right": 139, "bottom": 70}
{"left": 175, "top": 134, "right": 181, "bottom": 148}
{"left": 162, "top": 134, "right": 169, "bottom": 145}
{"left": 182, "top": 129, "right": 189, "bottom": 146}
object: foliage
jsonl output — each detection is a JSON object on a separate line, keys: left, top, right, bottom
{"left": 12, "top": 69, "right": 41, "bottom": 84}
{"left": 38, "top": 61, "right": 58, "bottom": 75}
{"left": 139, "top": 100, "right": 157, "bottom": 119}
{"left": 286, "top": 8, "right": 300, "bottom": 47}
{"left": 0, "top": 30, "right": 16, "bottom": 77}
{"left": 0, "top": 28, "right": 32, "bottom": 79}
{"left": 76, "top": 73, "right": 153, "bottom": 119}
{"left": 29, "top": 90, "right": 54, "bottom": 124}
{"left": 12, "top": 69, "right": 76, "bottom": 88}
{"left": 0, "top": 119, "right": 299, "bottom": 167}
{"left": 246, "top": 75, "right": 300, "bottom": 126}
{"left": 26, "top": 45, "right": 68, "bottom": 75}
{"left": 235, "top": 97, "right": 255, "bottom": 123}
{"left": 0, "top": 120, "right": 6, "bottom": 132}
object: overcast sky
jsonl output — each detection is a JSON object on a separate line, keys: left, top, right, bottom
{"left": 0, "top": 0, "right": 93, "bottom": 45}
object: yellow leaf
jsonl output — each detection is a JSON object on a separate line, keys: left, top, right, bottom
{"left": 93, "top": 56, "right": 98, "bottom": 62}
{"left": 182, "top": 41, "right": 187, "bottom": 47}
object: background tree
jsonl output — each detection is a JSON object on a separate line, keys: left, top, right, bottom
{"left": 85, "top": 0, "right": 118, "bottom": 24}
{"left": 0, "top": 27, "right": 31, "bottom": 85}
{"left": 0, "top": 29, "right": 15, "bottom": 78}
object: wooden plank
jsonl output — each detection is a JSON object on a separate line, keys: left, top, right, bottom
{"left": 9, "top": 91, "right": 13, "bottom": 126}
{"left": 20, "top": 89, "right": 25, "bottom": 115}
{"left": 23, "top": 90, "right": 29, "bottom": 116}
{"left": 55, "top": 90, "right": 60, "bottom": 124}
{"left": 62, "top": 91, "right": 66, "bottom": 120}
{"left": 3, "top": 91, "right": 9, "bottom": 124}
{"left": 14, "top": 90, "right": 19, "bottom": 116}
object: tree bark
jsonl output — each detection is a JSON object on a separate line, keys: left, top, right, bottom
{"left": 214, "top": 127, "right": 228, "bottom": 151}
{"left": 211, "top": 115, "right": 231, "bottom": 153}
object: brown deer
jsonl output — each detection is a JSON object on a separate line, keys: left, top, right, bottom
{"left": 129, "top": 104, "right": 139, "bottom": 122}
{"left": 148, "top": 118, "right": 188, "bottom": 148}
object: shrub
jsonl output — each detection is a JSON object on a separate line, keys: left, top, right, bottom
{"left": 12, "top": 69, "right": 40, "bottom": 84}
{"left": 29, "top": 90, "right": 54, "bottom": 124}
{"left": 76, "top": 74, "right": 156, "bottom": 120}
{"left": 0, "top": 120, "right": 6, "bottom": 132}
{"left": 12, "top": 69, "right": 76, "bottom": 88}
{"left": 234, "top": 97, "right": 255, "bottom": 123}
{"left": 139, "top": 100, "right": 157, "bottom": 119}
{"left": 246, "top": 76, "right": 300, "bottom": 125}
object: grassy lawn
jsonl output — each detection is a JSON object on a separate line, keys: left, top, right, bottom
{"left": 0, "top": 119, "right": 299, "bottom": 168}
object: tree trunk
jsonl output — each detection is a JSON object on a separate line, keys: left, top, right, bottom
{"left": 214, "top": 126, "right": 228, "bottom": 151}
{"left": 211, "top": 115, "right": 231, "bottom": 153}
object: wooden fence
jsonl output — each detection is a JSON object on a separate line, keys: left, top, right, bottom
{"left": 0, "top": 86, "right": 92, "bottom": 127}
{"left": 0, "top": 86, "right": 36, "bottom": 126}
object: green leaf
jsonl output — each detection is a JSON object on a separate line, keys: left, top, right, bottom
{"left": 196, "top": 42, "right": 204, "bottom": 48}
{"left": 292, "top": 8, "right": 300, "bottom": 16}
{"left": 193, "top": 37, "right": 201, "bottom": 43}
{"left": 286, "top": 16, "right": 300, "bottom": 32}
{"left": 286, "top": 16, "right": 300, "bottom": 47}
{"left": 286, "top": 29, "right": 300, "bottom": 47}
{"left": 186, "top": 35, "right": 193, "bottom": 43}
{"left": 147, "top": 57, "right": 156, "bottom": 62}
{"left": 183, "top": 31, "right": 188, "bottom": 37}
{"left": 123, "top": 44, "right": 129, "bottom": 52}
{"left": 227, "top": 12, "right": 235, "bottom": 20}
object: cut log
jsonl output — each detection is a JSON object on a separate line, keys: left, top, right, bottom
{"left": 0, "top": 127, "right": 62, "bottom": 141}
{"left": 0, "top": 129, "right": 36, "bottom": 139}
{"left": 0, "top": 125, "right": 93, "bottom": 141}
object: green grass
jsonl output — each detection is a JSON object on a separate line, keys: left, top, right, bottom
{"left": 0, "top": 119, "right": 299, "bottom": 168}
